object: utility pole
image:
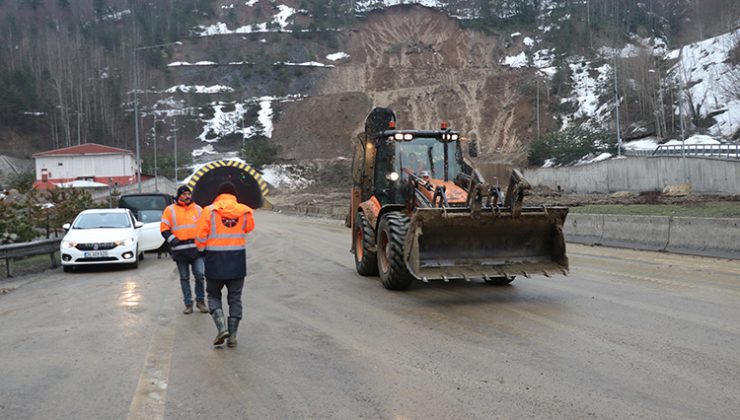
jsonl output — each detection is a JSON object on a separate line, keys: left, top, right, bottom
{"left": 613, "top": 55, "right": 622, "bottom": 157}
{"left": 678, "top": 59, "right": 688, "bottom": 183}
{"left": 153, "top": 115, "right": 158, "bottom": 191}
{"left": 133, "top": 40, "right": 183, "bottom": 192}
{"left": 172, "top": 117, "right": 179, "bottom": 183}
{"left": 133, "top": 48, "right": 142, "bottom": 192}
{"left": 76, "top": 111, "right": 83, "bottom": 145}
{"left": 536, "top": 76, "right": 541, "bottom": 139}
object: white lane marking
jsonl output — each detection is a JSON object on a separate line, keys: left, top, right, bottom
{"left": 126, "top": 289, "right": 177, "bottom": 420}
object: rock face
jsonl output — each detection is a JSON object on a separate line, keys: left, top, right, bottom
{"left": 273, "top": 6, "right": 545, "bottom": 166}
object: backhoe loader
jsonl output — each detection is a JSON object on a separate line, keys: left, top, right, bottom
{"left": 350, "top": 107, "right": 568, "bottom": 290}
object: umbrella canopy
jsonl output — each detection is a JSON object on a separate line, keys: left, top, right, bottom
{"left": 187, "top": 160, "right": 270, "bottom": 209}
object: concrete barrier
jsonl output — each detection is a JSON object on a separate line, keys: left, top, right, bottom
{"left": 600, "top": 215, "right": 671, "bottom": 251}
{"left": 666, "top": 217, "right": 740, "bottom": 259}
{"left": 564, "top": 214, "right": 604, "bottom": 245}
{"left": 567, "top": 213, "right": 740, "bottom": 260}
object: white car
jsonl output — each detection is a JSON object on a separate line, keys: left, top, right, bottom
{"left": 60, "top": 208, "right": 162, "bottom": 272}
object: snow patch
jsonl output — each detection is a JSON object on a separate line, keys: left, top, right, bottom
{"left": 261, "top": 164, "right": 313, "bottom": 190}
{"left": 326, "top": 52, "right": 350, "bottom": 61}
{"left": 165, "top": 85, "right": 234, "bottom": 94}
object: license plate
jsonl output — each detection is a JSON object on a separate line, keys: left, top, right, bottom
{"left": 84, "top": 251, "right": 109, "bottom": 258}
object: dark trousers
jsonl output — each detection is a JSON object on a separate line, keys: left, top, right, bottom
{"left": 206, "top": 277, "right": 245, "bottom": 319}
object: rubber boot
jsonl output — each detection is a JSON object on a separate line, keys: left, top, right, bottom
{"left": 211, "top": 308, "right": 230, "bottom": 346}
{"left": 227, "top": 317, "right": 240, "bottom": 348}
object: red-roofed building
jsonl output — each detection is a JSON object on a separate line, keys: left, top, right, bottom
{"left": 32, "top": 143, "right": 140, "bottom": 189}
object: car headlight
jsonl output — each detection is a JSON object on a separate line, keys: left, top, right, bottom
{"left": 61, "top": 240, "right": 76, "bottom": 249}
{"left": 117, "top": 238, "right": 135, "bottom": 247}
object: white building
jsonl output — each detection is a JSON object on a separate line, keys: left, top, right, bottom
{"left": 32, "top": 143, "right": 138, "bottom": 189}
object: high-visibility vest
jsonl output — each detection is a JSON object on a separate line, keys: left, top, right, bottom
{"left": 161, "top": 203, "right": 202, "bottom": 251}
{"left": 195, "top": 195, "right": 254, "bottom": 253}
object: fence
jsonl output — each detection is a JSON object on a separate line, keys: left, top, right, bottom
{"left": 0, "top": 238, "right": 61, "bottom": 277}
{"left": 652, "top": 144, "right": 740, "bottom": 159}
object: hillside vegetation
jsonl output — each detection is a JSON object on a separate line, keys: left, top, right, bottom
{"left": 0, "top": 0, "right": 739, "bottom": 181}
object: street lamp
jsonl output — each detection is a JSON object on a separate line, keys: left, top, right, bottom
{"left": 133, "top": 40, "right": 182, "bottom": 192}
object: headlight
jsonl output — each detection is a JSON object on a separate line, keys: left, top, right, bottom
{"left": 386, "top": 172, "right": 400, "bottom": 182}
{"left": 61, "top": 240, "right": 76, "bottom": 249}
{"left": 117, "top": 238, "right": 134, "bottom": 247}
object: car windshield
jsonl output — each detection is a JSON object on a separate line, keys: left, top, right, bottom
{"left": 119, "top": 195, "right": 170, "bottom": 211}
{"left": 137, "top": 210, "right": 162, "bottom": 224}
{"left": 73, "top": 213, "right": 131, "bottom": 229}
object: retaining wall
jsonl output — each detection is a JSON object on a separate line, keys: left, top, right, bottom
{"left": 523, "top": 156, "right": 740, "bottom": 194}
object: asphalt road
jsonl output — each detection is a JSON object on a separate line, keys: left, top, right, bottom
{"left": 1, "top": 211, "right": 739, "bottom": 419}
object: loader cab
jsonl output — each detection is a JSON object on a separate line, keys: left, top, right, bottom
{"left": 372, "top": 132, "right": 464, "bottom": 206}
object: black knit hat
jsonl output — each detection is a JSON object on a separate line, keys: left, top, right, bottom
{"left": 176, "top": 185, "right": 191, "bottom": 200}
{"left": 216, "top": 181, "right": 237, "bottom": 196}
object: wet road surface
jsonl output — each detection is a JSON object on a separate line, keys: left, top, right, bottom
{"left": 1, "top": 211, "right": 739, "bottom": 419}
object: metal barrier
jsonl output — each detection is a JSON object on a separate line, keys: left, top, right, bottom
{"left": 622, "top": 149, "right": 655, "bottom": 157}
{"left": 652, "top": 144, "right": 740, "bottom": 159}
{"left": 0, "top": 238, "right": 61, "bottom": 277}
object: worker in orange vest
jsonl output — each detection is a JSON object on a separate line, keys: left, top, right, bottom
{"left": 195, "top": 181, "right": 255, "bottom": 347}
{"left": 161, "top": 185, "right": 206, "bottom": 314}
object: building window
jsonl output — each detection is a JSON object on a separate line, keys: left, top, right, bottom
{"left": 58, "top": 162, "right": 63, "bottom": 166}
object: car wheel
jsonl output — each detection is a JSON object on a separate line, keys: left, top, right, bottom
{"left": 63, "top": 265, "right": 74, "bottom": 273}
{"left": 130, "top": 248, "right": 140, "bottom": 269}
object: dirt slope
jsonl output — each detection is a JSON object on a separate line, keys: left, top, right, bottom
{"left": 273, "top": 5, "right": 546, "bottom": 165}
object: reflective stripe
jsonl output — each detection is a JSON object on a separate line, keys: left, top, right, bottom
{"left": 161, "top": 219, "right": 171, "bottom": 226}
{"left": 195, "top": 236, "right": 207, "bottom": 243}
{"left": 204, "top": 245, "right": 245, "bottom": 251}
{"left": 208, "top": 210, "right": 218, "bottom": 240}
{"left": 167, "top": 235, "right": 176, "bottom": 243}
{"left": 172, "top": 224, "right": 196, "bottom": 232}
{"left": 241, "top": 216, "right": 247, "bottom": 230}
{"left": 208, "top": 233, "right": 245, "bottom": 239}
{"left": 172, "top": 243, "right": 197, "bottom": 251}
{"left": 170, "top": 206, "right": 178, "bottom": 226}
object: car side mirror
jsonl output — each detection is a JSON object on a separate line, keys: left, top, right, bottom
{"left": 134, "top": 221, "right": 144, "bottom": 229}
{"left": 62, "top": 223, "right": 71, "bottom": 231}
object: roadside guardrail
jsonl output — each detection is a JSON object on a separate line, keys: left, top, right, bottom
{"left": 0, "top": 238, "right": 61, "bottom": 278}
{"left": 652, "top": 143, "right": 740, "bottom": 159}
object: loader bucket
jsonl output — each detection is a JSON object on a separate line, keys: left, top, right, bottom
{"left": 404, "top": 207, "right": 569, "bottom": 281}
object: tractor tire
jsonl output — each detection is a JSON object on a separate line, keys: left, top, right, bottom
{"left": 354, "top": 210, "right": 378, "bottom": 276}
{"left": 377, "top": 213, "right": 414, "bottom": 290}
{"left": 484, "top": 276, "right": 515, "bottom": 286}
